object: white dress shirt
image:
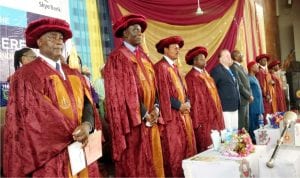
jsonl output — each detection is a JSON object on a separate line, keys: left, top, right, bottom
{"left": 193, "top": 66, "right": 204, "bottom": 73}
{"left": 39, "top": 54, "right": 66, "bottom": 80}
{"left": 163, "top": 55, "right": 175, "bottom": 67}
{"left": 123, "top": 41, "right": 137, "bottom": 53}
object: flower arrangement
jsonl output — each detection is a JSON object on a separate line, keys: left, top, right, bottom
{"left": 233, "top": 128, "right": 255, "bottom": 157}
{"left": 268, "top": 112, "right": 284, "bottom": 128}
{"left": 221, "top": 128, "right": 255, "bottom": 158}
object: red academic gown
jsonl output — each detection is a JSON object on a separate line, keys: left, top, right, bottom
{"left": 256, "top": 66, "right": 274, "bottom": 115}
{"left": 270, "top": 73, "right": 287, "bottom": 112}
{"left": 3, "top": 58, "right": 101, "bottom": 177}
{"left": 154, "top": 58, "right": 196, "bottom": 177}
{"left": 185, "top": 68, "right": 225, "bottom": 152}
{"left": 104, "top": 45, "right": 164, "bottom": 177}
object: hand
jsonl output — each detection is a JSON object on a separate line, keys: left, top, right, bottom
{"left": 149, "top": 107, "right": 159, "bottom": 121}
{"left": 249, "top": 96, "right": 254, "bottom": 103}
{"left": 179, "top": 102, "right": 191, "bottom": 114}
{"left": 72, "top": 122, "right": 91, "bottom": 147}
{"left": 268, "top": 80, "right": 275, "bottom": 85}
{"left": 145, "top": 110, "right": 158, "bottom": 126}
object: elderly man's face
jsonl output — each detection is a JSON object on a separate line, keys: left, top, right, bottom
{"left": 165, "top": 44, "right": 180, "bottom": 60}
{"left": 194, "top": 53, "right": 206, "bottom": 68}
{"left": 259, "top": 58, "right": 267, "bottom": 66}
{"left": 220, "top": 50, "right": 233, "bottom": 67}
{"left": 123, "top": 24, "right": 142, "bottom": 46}
{"left": 234, "top": 51, "right": 243, "bottom": 63}
{"left": 37, "top": 31, "right": 64, "bottom": 61}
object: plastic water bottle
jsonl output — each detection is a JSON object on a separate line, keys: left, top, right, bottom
{"left": 258, "top": 114, "right": 264, "bottom": 128}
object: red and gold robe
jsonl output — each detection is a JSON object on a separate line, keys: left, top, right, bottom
{"left": 154, "top": 58, "right": 196, "bottom": 177}
{"left": 185, "top": 68, "right": 225, "bottom": 152}
{"left": 270, "top": 72, "right": 287, "bottom": 112}
{"left": 3, "top": 58, "right": 101, "bottom": 177}
{"left": 255, "top": 66, "right": 275, "bottom": 115}
{"left": 104, "top": 45, "right": 164, "bottom": 177}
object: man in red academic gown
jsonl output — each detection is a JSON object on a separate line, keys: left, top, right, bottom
{"left": 185, "top": 46, "right": 225, "bottom": 152}
{"left": 104, "top": 14, "right": 164, "bottom": 177}
{"left": 255, "top": 54, "right": 275, "bottom": 115}
{"left": 3, "top": 18, "right": 102, "bottom": 177}
{"left": 154, "top": 36, "right": 196, "bottom": 177}
{"left": 268, "top": 60, "right": 287, "bottom": 112}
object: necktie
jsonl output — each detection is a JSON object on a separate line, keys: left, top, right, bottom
{"left": 55, "top": 62, "right": 60, "bottom": 72}
{"left": 227, "top": 68, "right": 236, "bottom": 81}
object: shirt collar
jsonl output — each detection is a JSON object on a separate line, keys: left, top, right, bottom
{"left": 39, "top": 53, "right": 61, "bottom": 69}
{"left": 234, "top": 61, "right": 241, "bottom": 66}
{"left": 221, "top": 63, "right": 230, "bottom": 70}
{"left": 123, "top": 41, "right": 137, "bottom": 53}
{"left": 259, "top": 64, "right": 266, "bottom": 70}
{"left": 193, "top": 66, "right": 204, "bottom": 73}
{"left": 163, "top": 55, "right": 175, "bottom": 67}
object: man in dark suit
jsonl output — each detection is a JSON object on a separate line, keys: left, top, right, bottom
{"left": 230, "top": 50, "right": 253, "bottom": 131}
{"left": 211, "top": 49, "right": 240, "bottom": 130}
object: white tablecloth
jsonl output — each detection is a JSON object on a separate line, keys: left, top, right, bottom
{"left": 182, "top": 146, "right": 266, "bottom": 178}
{"left": 182, "top": 145, "right": 300, "bottom": 178}
{"left": 259, "top": 146, "right": 300, "bottom": 178}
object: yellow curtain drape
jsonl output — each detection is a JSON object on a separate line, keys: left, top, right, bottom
{"left": 118, "top": 0, "right": 238, "bottom": 73}
{"left": 86, "top": 0, "right": 104, "bottom": 80}
{"left": 117, "top": 0, "right": 265, "bottom": 73}
{"left": 235, "top": 0, "right": 266, "bottom": 69}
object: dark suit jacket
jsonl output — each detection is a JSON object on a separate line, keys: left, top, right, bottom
{"left": 210, "top": 63, "right": 240, "bottom": 111}
{"left": 230, "top": 62, "right": 252, "bottom": 106}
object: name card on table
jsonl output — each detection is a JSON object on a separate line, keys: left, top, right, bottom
{"left": 254, "top": 128, "right": 280, "bottom": 147}
{"left": 280, "top": 120, "right": 300, "bottom": 146}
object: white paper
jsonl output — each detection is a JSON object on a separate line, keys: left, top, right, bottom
{"left": 67, "top": 141, "right": 86, "bottom": 176}
{"left": 84, "top": 130, "right": 102, "bottom": 165}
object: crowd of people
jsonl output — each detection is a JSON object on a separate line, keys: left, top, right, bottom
{"left": 2, "top": 14, "right": 288, "bottom": 177}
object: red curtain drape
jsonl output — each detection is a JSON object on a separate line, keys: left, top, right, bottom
{"left": 108, "top": 0, "right": 236, "bottom": 25}
{"left": 205, "top": 0, "right": 245, "bottom": 71}
{"left": 108, "top": 0, "right": 245, "bottom": 71}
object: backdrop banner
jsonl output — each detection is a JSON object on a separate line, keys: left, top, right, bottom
{"left": 0, "top": 0, "right": 70, "bottom": 81}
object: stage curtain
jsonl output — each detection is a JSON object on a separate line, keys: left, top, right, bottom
{"left": 108, "top": 0, "right": 264, "bottom": 72}
{"left": 235, "top": 0, "right": 266, "bottom": 69}
{"left": 121, "top": 0, "right": 238, "bottom": 72}
{"left": 108, "top": 0, "right": 235, "bottom": 25}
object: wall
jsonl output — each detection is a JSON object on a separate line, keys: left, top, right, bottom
{"left": 278, "top": 0, "right": 300, "bottom": 61}
{"left": 255, "top": 0, "right": 281, "bottom": 59}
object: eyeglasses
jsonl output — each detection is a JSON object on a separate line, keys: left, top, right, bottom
{"left": 46, "top": 33, "right": 64, "bottom": 42}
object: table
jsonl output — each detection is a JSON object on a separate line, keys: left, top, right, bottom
{"left": 182, "top": 145, "right": 266, "bottom": 178}
{"left": 259, "top": 146, "right": 300, "bottom": 178}
{"left": 182, "top": 145, "right": 300, "bottom": 178}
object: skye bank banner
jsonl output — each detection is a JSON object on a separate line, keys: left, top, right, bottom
{"left": 0, "top": 0, "right": 70, "bottom": 81}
